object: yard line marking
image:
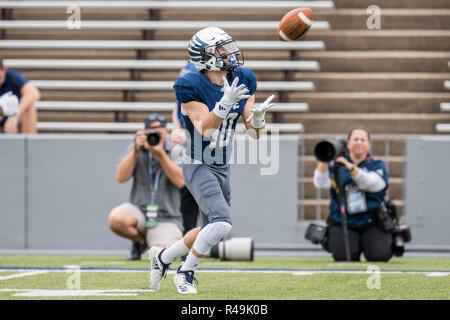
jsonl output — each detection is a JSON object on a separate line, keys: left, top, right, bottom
{"left": 0, "top": 289, "right": 154, "bottom": 297}
{"left": 0, "top": 267, "right": 449, "bottom": 276}
{"left": 0, "top": 270, "right": 48, "bottom": 281}
{"left": 426, "top": 272, "right": 449, "bottom": 277}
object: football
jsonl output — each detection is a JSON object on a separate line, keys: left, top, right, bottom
{"left": 277, "top": 8, "right": 314, "bottom": 41}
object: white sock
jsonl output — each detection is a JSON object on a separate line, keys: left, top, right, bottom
{"left": 179, "top": 221, "right": 232, "bottom": 272}
{"left": 180, "top": 251, "right": 202, "bottom": 272}
{"left": 193, "top": 221, "right": 232, "bottom": 255}
{"left": 160, "top": 238, "right": 189, "bottom": 265}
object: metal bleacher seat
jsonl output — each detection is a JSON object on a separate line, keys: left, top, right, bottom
{"left": 35, "top": 101, "right": 309, "bottom": 113}
{"left": 0, "top": 20, "right": 330, "bottom": 31}
{"left": 30, "top": 80, "right": 315, "bottom": 91}
{"left": 436, "top": 63, "right": 450, "bottom": 133}
{"left": 36, "top": 122, "right": 304, "bottom": 133}
{"left": 0, "top": 1, "right": 334, "bottom": 9}
{"left": 0, "top": 39, "right": 326, "bottom": 51}
{"left": 4, "top": 59, "right": 320, "bottom": 72}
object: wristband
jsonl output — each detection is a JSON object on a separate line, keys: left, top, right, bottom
{"left": 213, "top": 102, "right": 231, "bottom": 119}
{"left": 251, "top": 116, "right": 265, "bottom": 129}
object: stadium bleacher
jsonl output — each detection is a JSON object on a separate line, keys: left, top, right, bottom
{"left": 1, "top": 0, "right": 450, "bottom": 221}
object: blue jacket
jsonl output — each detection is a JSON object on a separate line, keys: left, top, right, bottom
{"left": 328, "top": 155, "right": 389, "bottom": 228}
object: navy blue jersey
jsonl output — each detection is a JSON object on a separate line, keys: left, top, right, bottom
{"left": 176, "top": 62, "right": 198, "bottom": 127}
{"left": 0, "top": 69, "right": 28, "bottom": 127}
{"left": 173, "top": 67, "right": 256, "bottom": 165}
{"left": 328, "top": 155, "right": 389, "bottom": 228}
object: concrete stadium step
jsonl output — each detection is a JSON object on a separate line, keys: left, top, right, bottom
{"left": 289, "top": 92, "right": 450, "bottom": 113}
{"left": 298, "top": 199, "right": 405, "bottom": 221}
{"left": 289, "top": 73, "right": 450, "bottom": 92}
{"left": 333, "top": 0, "right": 450, "bottom": 9}
{"left": 299, "top": 51, "right": 450, "bottom": 72}
{"left": 299, "top": 155, "right": 405, "bottom": 178}
{"left": 305, "top": 30, "right": 450, "bottom": 51}
{"left": 299, "top": 177, "right": 405, "bottom": 200}
{"left": 282, "top": 113, "right": 450, "bottom": 134}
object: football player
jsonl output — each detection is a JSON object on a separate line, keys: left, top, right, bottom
{"left": 149, "top": 27, "right": 275, "bottom": 294}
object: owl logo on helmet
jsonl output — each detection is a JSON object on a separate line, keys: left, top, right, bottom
{"left": 188, "top": 27, "right": 244, "bottom": 73}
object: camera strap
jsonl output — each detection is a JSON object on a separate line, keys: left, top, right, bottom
{"left": 147, "top": 152, "right": 162, "bottom": 205}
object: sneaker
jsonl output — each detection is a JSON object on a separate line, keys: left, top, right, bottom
{"left": 0, "top": 92, "right": 19, "bottom": 117}
{"left": 173, "top": 266, "right": 198, "bottom": 294}
{"left": 148, "top": 246, "right": 170, "bottom": 291}
{"left": 127, "top": 241, "right": 146, "bottom": 261}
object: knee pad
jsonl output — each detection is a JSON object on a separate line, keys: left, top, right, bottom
{"left": 193, "top": 221, "right": 232, "bottom": 255}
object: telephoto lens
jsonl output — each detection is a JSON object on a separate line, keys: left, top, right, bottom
{"left": 146, "top": 131, "right": 161, "bottom": 146}
{"left": 208, "top": 237, "right": 254, "bottom": 261}
{"left": 314, "top": 138, "right": 347, "bottom": 162}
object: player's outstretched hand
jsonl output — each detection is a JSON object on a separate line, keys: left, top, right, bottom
{"left": 249, "top": 94, "right": 275, "bottom": 119}
{"left": 214, "top": 76, "right": 251, "bottom": 119}
{"left": 222, "top": 76, "right": 251, "bottom": 105}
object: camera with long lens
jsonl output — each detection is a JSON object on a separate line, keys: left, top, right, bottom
{"left": 207, "top": 237, "right": 254, "bottom": 261}
{"left": 314, "top": 138, "right": 348, "bottom": 162}
{"left": 145, "top": 130, "right": 161, "bottom": 146}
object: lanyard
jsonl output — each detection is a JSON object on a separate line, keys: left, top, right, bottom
{"left": 148, "top": 152, "right": 161, "bottom": 203}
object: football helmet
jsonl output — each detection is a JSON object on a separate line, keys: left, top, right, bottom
{"left": 188, "top": 27, "right": 244, "bottom": 73}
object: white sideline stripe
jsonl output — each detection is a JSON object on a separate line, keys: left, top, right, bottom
{"left": 0, "top": 270, "right": 48, "bottom": 281}
{"left": 0, "top": 268, "right": 447, "bottom": 276}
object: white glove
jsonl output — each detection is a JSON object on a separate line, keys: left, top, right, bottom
{"left": 213, "top": 76, "right": 250, "bottom": 119}
{"left": 0, "top": 91, "right": 20, "bottom": 116}
{"left": 246, "top": 94, "right": 275, "bottom": 129}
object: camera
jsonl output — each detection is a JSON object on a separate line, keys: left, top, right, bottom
{"left": 314, "top": 138, "right": 348, "bottom": 162}
{"left": 208, "top": 237, "right": 254, "bottom": 261}
{"left": 305, "top": 223, "right": 328, "bottom": 245}
{"left": 145, "top": 130, "right": 161, "bottom": 146}
{"left": 375, "top": 201, "right": 396, "bottom": 232}
{"left": 392, "top": 224, "right": 412, "bottom": 257}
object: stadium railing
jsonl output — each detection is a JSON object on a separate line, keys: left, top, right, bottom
{"left": 36, "top": 122, "right": 304, "bottom": 133}
{"left": 35, "top": 101, "right": 309, "bottom": 113}
{"left": 4, "top": 59, "right": 320, "bottom": 72}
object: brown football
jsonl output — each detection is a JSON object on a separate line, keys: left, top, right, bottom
{"left": 277, "top": 8, "right": 314, "bottom": 41}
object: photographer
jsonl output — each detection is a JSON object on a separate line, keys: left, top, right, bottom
{"left": 108, "top": 113, "right": 185, "bottom": 260}
{"left": 0, "top": 58, "right": 40, "bottom": 134}
{"left": 313, "top": 125, "right": 393, "bottom": 262}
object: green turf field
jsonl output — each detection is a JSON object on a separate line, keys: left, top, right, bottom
{"left": 0, "top": 255, "right": 449, "bottom": 300}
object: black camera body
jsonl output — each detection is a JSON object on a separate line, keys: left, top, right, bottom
{"left": 305, "top": 223, "right": 328, "bottom": 245}
{"left": 314, "top": 138, "right": 348, "bottom": 162}
{"left": 145, "top": 130, "right": 161, "bottom": 146}
{"left": 375, "top": 200, "right": 412, "bottom": 257}
{"left": 392, "top": 224, "right": 412, "bottom": 257}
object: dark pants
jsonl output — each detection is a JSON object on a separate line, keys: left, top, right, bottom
{"left": 326, "top": 222, "right": 394, "bottom": 262}
{"left": 180, "top": 186, "right": 199, "bottom": 234}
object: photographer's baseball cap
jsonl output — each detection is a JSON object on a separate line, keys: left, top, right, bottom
{"left": 144, "top": 113, "right": 167, "bottom": 129}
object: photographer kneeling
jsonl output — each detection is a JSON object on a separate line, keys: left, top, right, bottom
{"left": 313, "top": 125, "right": 393, "bottom": 262}
{"left": 108, "top": 113, "right": 189, "bottom": 260}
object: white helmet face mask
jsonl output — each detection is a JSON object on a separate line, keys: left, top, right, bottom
{"left": 188, "top": 27, "right": 244, "bottom": 72}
